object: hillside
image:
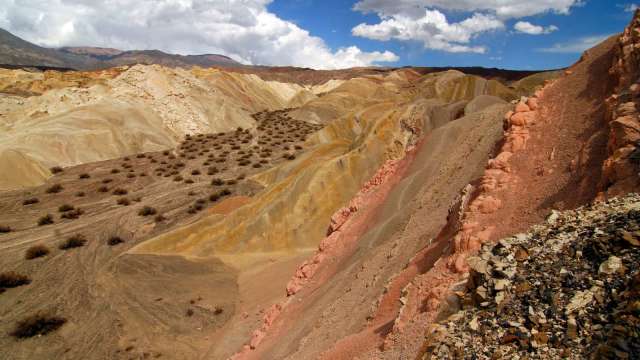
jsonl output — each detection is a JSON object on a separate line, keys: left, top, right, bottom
{"left": 1, "top": 9, "right": 639, "bottom": 360}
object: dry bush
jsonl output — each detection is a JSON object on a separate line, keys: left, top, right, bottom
{"left": 10, "top": 313, "right": 66, "bottom": 338}
{"left": 211, "top": 178, "right": 224, "bottom": 186}
{"left": 25, "top": 245, "right": 50, "bottom": 260}
{"left": 226, "top": 180, "right": 237, "bottom": 185}
{"left": 58, "top": 204, "right": 74, "bottom": 212}
{"left": 173, "top": 175, "right": 184, "bottom": 182}
{"left": 209, "top": 193, "right": 220, "bottom": 202}
{"left": 252, "top": 163, "right": 262, "bottom": 168}
{"left": 136, "top": 154, "right": 146, "bottom": 159}
{"left": 117, "top": 198, "right": 131, "bottom": 206}
{"left": 79, "top": 173, "right": 91, "bottom": 179}
{"left": 50, "top": 166, "right": 63, "bottom": 174}
{"left": 37, "top": 214, "right": 54, "bottom": 226}
{"left": 22, "top": 198, "right": 39, "bottom": 205}
{"left": 107, "top": 236, "right": 124, "bottom": 246}
{"left": 113, "top": 188, "right": 128, "bottom": 196}
{"left": 0, "top": 272, "right": 31, "bottom": 288}
{"left": 185, "top": 179, "right": 195, "bottom": 184}
{"left": 98, "top": 186, "right": 109, "bottom": 193}
{"left": 59, "top": 234, "right": 87, "bottom": 250}
{"left": 0, "top": 225, "right": 11, "bottom": 233}
{"left": 75, "top": 191, "right": 86, "bottom": 197}
{"left": 102, "top": 178, "right": 113, "bottom": 184}
{"left": 138, "top": 206, "right": 157, "bottom": 217}
{"left": 45, "top": 184, "right": 64, "bottom": 194}
{"left": 154, "top": 214, "right": 166, "bottom": 223}
{"left": 60, "top": 209, "right": 83, "bottom": 220}
{"left": 191, "top": 169, "right": 201, "bottom": 176}
{"left": 126, "top": 173, "right": 136, "bottom": 178}
{"left": 110, "top": 169, "right": 120, "bottom": 174}
{"left": 220, "top": 189, "right": 232, "bottom": 196}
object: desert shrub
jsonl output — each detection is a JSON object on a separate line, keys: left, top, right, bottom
{"left": 22, "top": 198, "right": 39, "bottom": 206}
{"left": 252, "top": 163, "right": 262, "bottom": 168}
{"left": 163, "top": 150, "right": 170, "bottom": 156}
{"left": 102, "top": 178, "right": 113, "bottom": 184}
{"left": 59, "top": 234, "right": 86, "bottom": 250}
{"left": 211, "top": 178, "right": 224, "bottom": 186}
{"left": 220, "top": 189, "right": 232, "bottom": 196}
{"left": 136, "top": 154, "right": 146, "bottom": 159}
{"left": 260, "top": 159, "right": 268, "bottom": 164}
{"left": 238, "top": 160, "right": 250, "bottom": 166}
{"left": 226, "top": 180, "right": 237, "bottom": 185}
{"left": 191, "top": 169, "right": 201, "bottom": 176}
{"left": 50, "top": 166, "right": 63, "bottom": 174}
{"left": 214, "top": 306, "right": 224, "bottom": 315}
{"left": 58, "top": 204, "right": 74, "bottom": 212}
{"left": 60, "top": 209, "right": 83, "bottom": 220}
{"left": 127, "top": 173, "right": 136, "bottom": 179}
{"left": 25, "top": 245, "right": 50, "bottom": 260}
{"left": 138, "top": 206, "right": 157, "bottom": 217}
{"left": 188, "top": 191, "right": 197, "bottom": 196}
{"left": 107, "top": 236, "right": 124, "bottom": 246}
{"left": 237, "top": 174, "right": 246, "bottom": 180}
{"left": 98, "top": 186, "right": 109, "bottom": 193}
{"left": 173, "top": 175, "right": 184, "bottom": 182}
{"left": 113, "top": 188, "right": 128, "bottom": 196}
{"left": 209, "top": 193, "right": 220, "bottom": 202}
{"left": 117, "top": 198, "right": 131, "bottom": 206}
{"left": 0, "top": 225, "right": 11, "bottom": 233}
{"left": 295, "top": 145, "right": 303, "bottom": 150}
{"left": 154, "top": 214, "right": 166, "bottom": 223}
{"left": 132, "top": 197, "right": 142, "bottom": 202}
{"left": 185, "top": 179, "right": 194, "bottom": 184}
{"left": 45, "top": 184, "right": 64, "bottom": 194}
{"left": 195, "top": 198, "right": 207, "bottom": 205}
{"left": 186, "top": 309, "right": 194, "bottom": 317}
{"left": 10, "top": 313, "right": 66, "bottom": 338}
{"left": 110, "top": 169, "right": 120, "bottom": 174}
{"left": 37, "top": 214, "right": 54, "bottom": 226}
{"left": 79, "top": 173, "right": 90, "bottom": 179}
{"left": 75, "top": 191, "right": 86, "bottom": 197}
{"left": 0, "top": 272, "right": 31, "bottom": 288}
{"left": 207, "top": 167, "right": 218, "bottom": 175}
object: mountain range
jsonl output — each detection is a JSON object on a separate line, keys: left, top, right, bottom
{"left": 0, "top": 28, "right": 240, "bottom": 70}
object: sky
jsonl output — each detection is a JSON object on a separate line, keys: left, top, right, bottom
{"left": 0, "top": 0, "right": 638, "bottom": 70}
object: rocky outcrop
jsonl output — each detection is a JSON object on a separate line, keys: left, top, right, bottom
{"left": 424, "top": 194, "right": 640, "bottom": 359}
{"left": 601, "top": 10, "right": 640, "bottom": 197}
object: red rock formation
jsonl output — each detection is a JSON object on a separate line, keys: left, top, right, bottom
{"left": 601, "top": 9, "right": 640, "bottom": 197}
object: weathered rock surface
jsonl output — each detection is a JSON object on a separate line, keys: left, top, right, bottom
{"left": 424, "top": 194, "right": 640, "bottom": 359}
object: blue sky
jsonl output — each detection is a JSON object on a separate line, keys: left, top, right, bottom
{"left": 1, "top": 0, "right": 639, "bottom": 70}
{"left": 269, "top": 0, "right": 639, "bottom": 70}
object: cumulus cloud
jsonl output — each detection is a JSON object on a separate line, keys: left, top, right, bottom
{"left": 514, "top": 21, "right": 558, "bottom": 35}
{"left": 352, "top": 10, "right": 503, "bottom": 53}
{"left": 353, "top": 0, "right": 581, "bottom": 19}
{"left": 538, "top": 34, "right": 613, "bottom": 53}
{"left": 352, "top": 0, "right": 581, "bottom": 53}
{"left": 0, "top": 0, "right": 398, "bottom": 69}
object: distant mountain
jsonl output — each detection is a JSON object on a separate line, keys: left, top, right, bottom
{"left": 0, "top": 28, "right": 99, "bottom": 70}
{"left": 0, "top": 28, "right": 241, "bottom": 70}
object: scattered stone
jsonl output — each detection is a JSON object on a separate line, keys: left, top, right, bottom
{"left": 424, "top": 194, "right": 640, "bottom": 360}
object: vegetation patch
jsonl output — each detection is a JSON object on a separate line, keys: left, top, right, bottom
{"left": 0, "top": 272, "right": 31, "bottom": 289}
{"left": 25, "top": 245, "right": 50, "bottom": 260}
{"left": 59, "top": 234, "right": 87, "bottom": 250}
{"left": 10, "top": 313, "right": 67, "bottom": 339}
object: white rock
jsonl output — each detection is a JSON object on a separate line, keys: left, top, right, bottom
{"left": 599, "top": 256, "right": 624, "bottom": 275}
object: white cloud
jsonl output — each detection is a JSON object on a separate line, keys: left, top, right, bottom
{"left": 353, "top": 0, "right": 581, "bottom": 19}
{"left": 351, "top": 0, "right": 580, "bottom": 54}
{"left": 538, "top": 34, "right": 613, "bottom": 53}
{"left": 514, "top": 21, "right": 558, "bottom": 35}
{"left": 623, "top": 3, "right": 640, "bottom": 12}
{"left": 353, "top": 10, "right": 503, "bottom": 53}
{"left": 0, "top": 0, "right": 398, "bottom": 70}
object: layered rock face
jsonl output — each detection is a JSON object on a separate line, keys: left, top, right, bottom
{"left": 602, "top": 9, "right": 640, "bottom": 197}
